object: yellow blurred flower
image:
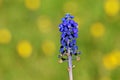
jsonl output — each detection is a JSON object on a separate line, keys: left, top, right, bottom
{"left": 25, "top": 0, "right": 40, "bottom": 10}
{"left": 17, "top": 40, "right": 32, "bottom": 58}
{"left": 90, "top": 22, "right": 105, "bottom": 38}
{"left": 103, "top": 52, "right": 119, "bottom": 70}
{"left": 0, "top": 28, "right": 12, "bottom": 44}
{"left": 63, "top": 1, "right": 78, "bottom": 14}
{"left": 37, "top": 15, "right": 52, "bottom": 33}
{"left": 110, "top": 50, "right": 120, "bottom": 65}
{"left": 41, "top": 40, "right": 55, "bottom": 56}
{"left": 104, "top": 0, "right": 119, "bottom": 16}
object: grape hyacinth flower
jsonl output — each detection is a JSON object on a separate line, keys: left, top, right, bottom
{"left": 58, "top": 14, "right": 81, "bottom": 80}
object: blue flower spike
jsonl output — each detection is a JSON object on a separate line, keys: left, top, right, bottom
{"left": 58, "top": 13, "right": 81, "bottom": 80}
{"left": 58, "top": 14, "right": 81, "bottom": 61}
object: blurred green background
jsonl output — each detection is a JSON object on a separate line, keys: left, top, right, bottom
{"left": 0, "top": 0, "right": 120, "bottom": 80}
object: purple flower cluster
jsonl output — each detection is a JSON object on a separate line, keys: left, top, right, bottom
{"left": 58, "top": 14, "right": 80, "bottom": 58}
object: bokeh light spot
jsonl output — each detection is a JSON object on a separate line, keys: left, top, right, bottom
{"left": 110, "top": 50, "right": 120, "bottom": 65}
{"left": 63, "top": 1, "right": 78, "bottom": 14}
{"left": 41, "top": 40, "right": 55, "bottom": 56}
{"left": 0, "top": 28, "right": 12, "bottom": 44}
{"left": 104, "top": 0, "right": 119, "bottom": 16}
{"left": 17, "top": 40, "right": 32, "bottom": 58}
{"left": 103, "top": 51, "right": 120, "bottom": 70}
{"left": 37, "top": 16, "right": 52, "bottom": 33}
{"left": 90, "top": 22, "right": 105, "bottom": 38}
{"left": 25, "top": 0, "right": 40, "bottom": 10}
